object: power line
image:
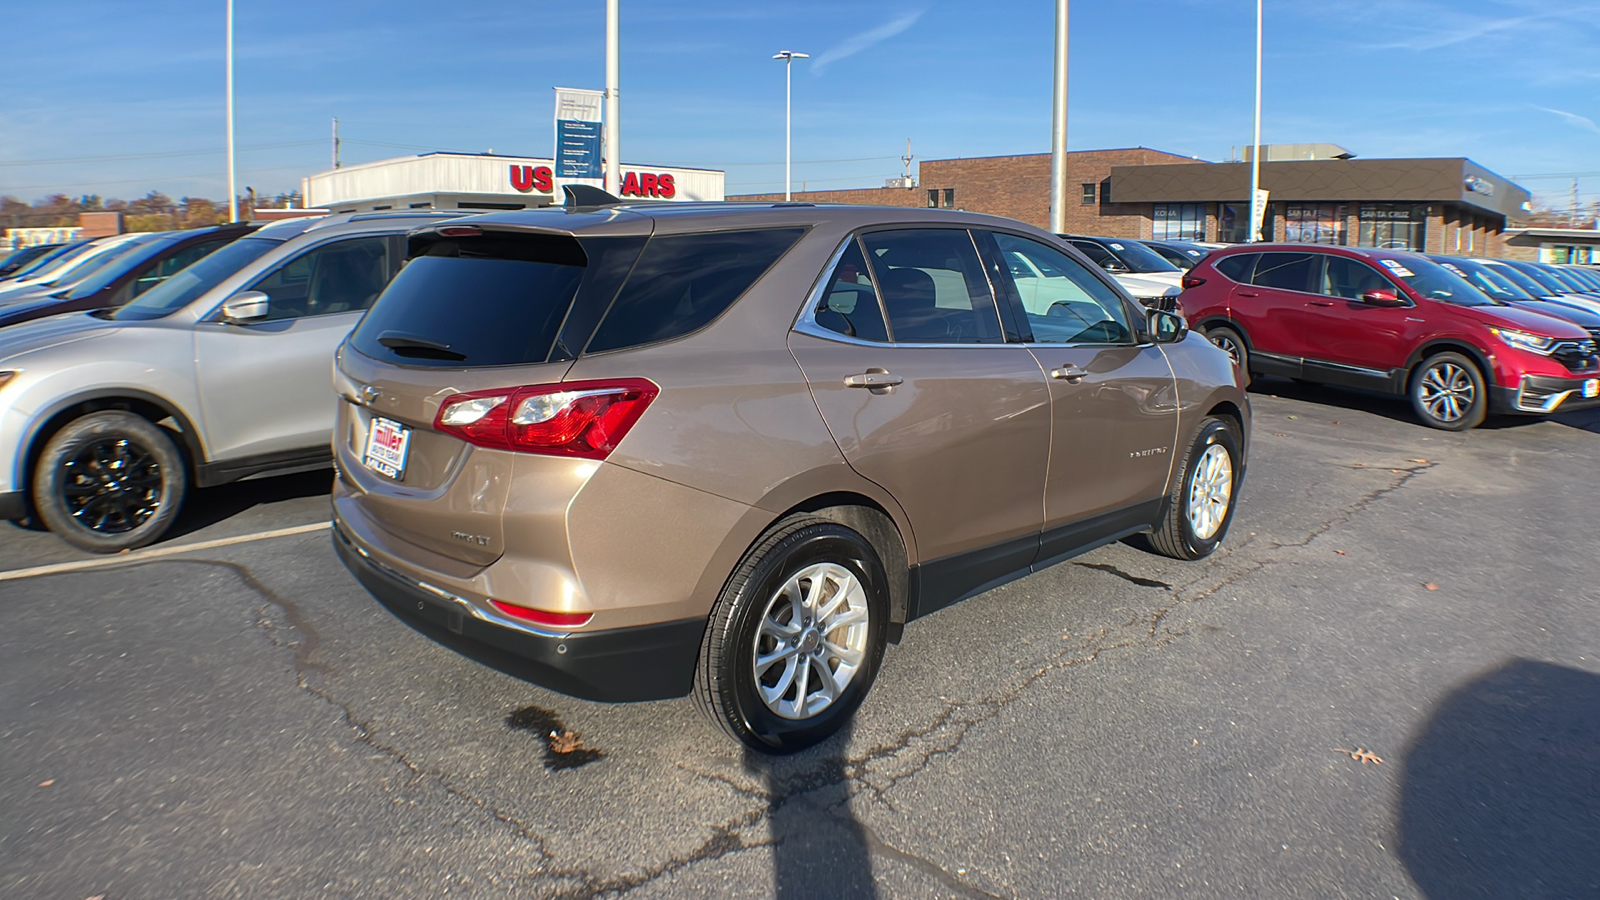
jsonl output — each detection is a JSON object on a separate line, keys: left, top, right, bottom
{"left": 1510, "top": 171, "right": 1600, "bottom": 180}
{"left": 2, "top": 163, "right": 312, "bottom": 193}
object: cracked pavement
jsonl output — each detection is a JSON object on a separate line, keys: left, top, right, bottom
{"left": 4, "top": 380, "right": 1599, "bottom": 898}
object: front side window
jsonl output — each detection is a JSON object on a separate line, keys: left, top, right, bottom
{"left": 250, "top": 236, "right": 391, "bottom": 320}
{"left": 861, "top": 229, "right": 1002, "bottom": 344}
{"left": 993, "top": 233, "right": 1132, "bottom": 345}
{"left": 1251, "top": 252, "right": 1319, "bottom": 293}
{"left": 812, "top": 240, "right": 889, "bottom": 342}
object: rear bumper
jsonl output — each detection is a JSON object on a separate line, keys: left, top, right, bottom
{"left": 0, "top": 490, "right": 25, "bottom": 521}
{"left": 332, "top": 521, "right": 705, "bottom": 702}
{"left": 1491, "top": 374, "right": 1600, "bottom": 415}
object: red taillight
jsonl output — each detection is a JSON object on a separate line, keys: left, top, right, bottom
{"left": 434, "top": 378, "right": 658, "bottom": 460}
{"left": 1181, "top": 273, "right": 1207, "bottom": 290}
{"left": 489, "top": 600, "right": 594, "bottom": 628}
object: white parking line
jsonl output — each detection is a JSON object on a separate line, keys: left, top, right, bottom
{"left": 0, "top": 521, "right": 332, "bottom": 583}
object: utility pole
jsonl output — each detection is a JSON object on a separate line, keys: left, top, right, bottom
{"left": 332, "top": 117, "right": 341, "bottom": 169}
{"left": 1048, "top": 0, "right": 1069, "bottom": 234}
{"left": 226, "top": 0, "right": 237, "bottom": 223}
{"left": 1247, "top": 0, "right": 1263, "bottom": 242}
{"left": 902, "top": 139, "right": 914, "bottom": 187}
{"left": 605, "top": 0, "right": 620, "bottom": 195}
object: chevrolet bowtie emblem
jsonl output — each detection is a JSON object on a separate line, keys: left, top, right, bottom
{"left": 360, "top": 385, "right": 381, "bottom": 406}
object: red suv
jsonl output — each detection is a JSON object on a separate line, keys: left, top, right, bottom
{"left": 1178, "top": 245, "right": 1600, "bottom": 429}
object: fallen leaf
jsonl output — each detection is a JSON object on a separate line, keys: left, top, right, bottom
{"left": 548, "top": 730, "right": 584, "bottom": 754}
{"left": 1286, "top": 415, "right": 1298, "bottom": 420}
{"left": 1271, "top": 432, "right": 1288, "bottom": 437}
{"left": 1334, "top": 748, "right": 1383, "bottom": 765}
{"left": 1407, "top": 458, "right": 1428, "bottom": 464}
{"left": 1334, "top": 550, "right": 1347, "bottom": 556}
{"left": 1423, "top": 582, "right": 1439, "bottom": 591}
{"left": 38, "top": 779, "right": 54, "bottom": 787}
{"left": 1331, "top": 420, "right": 1341, "bottom": 425}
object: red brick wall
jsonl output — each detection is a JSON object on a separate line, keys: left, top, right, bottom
{"left": 728, "top": 148, "right": 1196, "bottom": 235}
{"left": 78, "top": 211, "right": 124, "bottom": 238}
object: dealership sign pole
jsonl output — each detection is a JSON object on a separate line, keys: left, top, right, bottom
{"left": 226, "top": 0, "right": 237, "bottom": 223}
{"left": 1247, "top": 0, "right": 1262, "bottom": 242}
{"left": 1049, "top": 0, "right": 1069, "bottom": 235}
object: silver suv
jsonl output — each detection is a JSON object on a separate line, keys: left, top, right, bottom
{"left": 0, "top": 211, "right": 461, "bottom": 552}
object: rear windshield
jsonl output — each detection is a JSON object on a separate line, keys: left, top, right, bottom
{"left": 350, "top": 233, "right": 590, "bottom": 367}
{"left": 113, "top": 236, "right": 280, "bottom": 320}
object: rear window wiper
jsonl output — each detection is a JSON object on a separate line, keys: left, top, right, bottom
{"left": 377, "top": 331, "right": 467, "bottom": 361}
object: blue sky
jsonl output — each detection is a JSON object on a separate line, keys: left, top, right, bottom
{"left": 2, "top": 0, "right": 1597, "bottom": 211}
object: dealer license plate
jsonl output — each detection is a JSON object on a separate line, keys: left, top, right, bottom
{"left": 362, "top": 416, "right": 411, "bottom": 479}
{"left": 1585, "top": 379, "right": 1599, "bottom": 399}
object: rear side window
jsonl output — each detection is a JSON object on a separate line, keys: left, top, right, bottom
{"left": 585, "top": 228, "right": 805, "bottom": 354}
{"left": 1213, "top": 253, "right": 1257, "bottom": 283}
{"left": 1251, "top": 252, "right": 1319, "bottom": 292}
{"left": 813, "top": 239, "right": 889, "bottom": 342}
{"left": 351, "top": 233, "right": 586, "bottom": 367}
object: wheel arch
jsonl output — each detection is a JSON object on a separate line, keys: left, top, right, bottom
{"left": 780, "top": 493, "right": 912, "bottom": 638}
{"left": 19, "top": 389, "right": 205, "bottom": 504}
{"left": 1404, "top": 340, "right": 1493, "bottom": 391}
{"left": 1195, "top": 315, "right": 1251, "bottom": 348}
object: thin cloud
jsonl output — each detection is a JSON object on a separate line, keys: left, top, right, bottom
{"left": 1537, "top": 106, "right": 1600, "bottom": 135}
{"left": 1372, "top": 10, "right": 1557, "bottom": 51}
{"left": 811, "top": 10, "right": 924, "bottom": 75}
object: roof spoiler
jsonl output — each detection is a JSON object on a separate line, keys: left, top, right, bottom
{"left": 563, "top": 184, "right": 624, "bottom": 207}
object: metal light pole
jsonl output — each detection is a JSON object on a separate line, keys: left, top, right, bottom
{"left": 226, "top": 0, "right": 237, "bottom": 222}
{"left": 1048, "top": 0, "right": 1069, "bottom": 234}
{"left": 605, "top": 0, "right": 620, "bottom": 195}
{"left": 773, "top": 50, "right": 809, "bottom": 201}
{"left": 1247, "top": 0, "right": 1263, "bottom": 242}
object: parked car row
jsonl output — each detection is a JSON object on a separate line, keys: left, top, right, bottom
{"left": 1, "top": 200, "right": 1249, "bottom": 753}
{"left": 1176, "top": 243, "right": 1600, "bottom": 430}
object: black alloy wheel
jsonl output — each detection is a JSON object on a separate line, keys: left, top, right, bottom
{"left": 32, "top": 411, "right": 187, "bottom": 553}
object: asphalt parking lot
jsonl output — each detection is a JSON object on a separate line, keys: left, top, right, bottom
{"left": 3, "top": 379, "right": 1598, "bottom": 900}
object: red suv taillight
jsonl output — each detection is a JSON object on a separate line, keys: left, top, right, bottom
{"left": 1181, "top": 273, "right": 1207, "bottom": 289}
{"left": 433, "top": 378, "right": 659, "bottom": 460}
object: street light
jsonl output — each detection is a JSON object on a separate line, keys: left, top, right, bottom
{"left": 1247, "top": 0, "right": 1263, "bottom": 242}
{"left": 226, "top": 0, "right": 236, "bottom": 223}
{"left": 772, "top": 50, "right": 809, "bottom": 201}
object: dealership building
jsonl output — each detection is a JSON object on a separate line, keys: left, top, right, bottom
{"left": 729, "top": 145, "right": 1536, "bottom": 258}
{"left": 302, "top": 151, "right": 724, "bottom": 213}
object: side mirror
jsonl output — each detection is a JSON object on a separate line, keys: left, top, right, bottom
{"left": 1102, "top": 259, "right": 1130, "bottom": 274}
{"left": 1358, "top": 289, "right": 1405, "bottom": 307}
{"left": 1147, "top": 307, "right": 1188, "bottom": 343}
{"left": 220, "top": 290, "right": 270, "bottom": 324}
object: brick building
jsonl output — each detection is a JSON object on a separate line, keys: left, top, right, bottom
{"left": 729, "top": 148, "right": 1532, "bottom": 257}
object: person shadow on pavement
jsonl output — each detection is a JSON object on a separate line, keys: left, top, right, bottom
{"left": 1397, "top": 658, "right": 1600, "bottom": 899}
{"left": 744, "top": 720, "right": 879, "bottom": 899}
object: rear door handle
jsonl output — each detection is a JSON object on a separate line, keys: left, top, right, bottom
{"left": 1236, "top": 290, "right": 1261, "bottom": 298}
{"left": 1050, "top": 364, "right": 1088, "bottom": 383}
{"left": 843, "top": 371, "right": 903, "bottom": 388}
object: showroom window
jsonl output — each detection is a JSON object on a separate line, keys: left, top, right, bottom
{"left": 1357, "top": 203, "right": 1427, "bottom": 251}
{"left": 1283, "top": 203, "right": 1346, "bottom": 245}
{"left": 1152, "top": 203, "right": 1206, "bottom": 241}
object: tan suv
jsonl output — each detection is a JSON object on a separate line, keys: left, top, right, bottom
{"left": 331, "top": 203, "right": 1250, "bottom": 752}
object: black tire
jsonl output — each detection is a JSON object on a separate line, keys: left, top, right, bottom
{"left": 1206, "top": 325, "right": 1250, "bottom": 383}
{"left": 31, "top": 411, "right": 187, "bottom": 553}
{"left": 1409, "top": 352, "right": 1486, "bottom": 431}
{"left": 694, "top": 515, "right": 890, "bottom": 754}
{"left": 1150, "top": 416, "right": 1242, "bottom": 561}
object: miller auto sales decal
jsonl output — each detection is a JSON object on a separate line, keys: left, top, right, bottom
{"left": 510, "top": 164, "right": 676, "bottom": 199}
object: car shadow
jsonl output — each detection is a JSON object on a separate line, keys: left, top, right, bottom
{"left": 744, "top": 721, "right": 878, "bottom": 898}
{"left": 160, "top": 469, "right": 333, "bottom": 542}
{"left": 1397, "top": 658, "right": 1600, "bottom": 899}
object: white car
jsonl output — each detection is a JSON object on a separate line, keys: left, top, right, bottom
{"left": 1058, "top": 234, "right": 1184, "bottom": 308}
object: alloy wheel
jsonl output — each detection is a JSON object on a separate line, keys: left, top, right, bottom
{"left": 1186, "top": 443, "right": 1233, "bottom": 541}
{"left": 1418, "top": 362, "right": 1476, "bottom": 423}
{"left": 751, "top": 562, "right": 871, "bottom": 720}
{"left": 59, "top": 437, "right": 165, "bottom": 534}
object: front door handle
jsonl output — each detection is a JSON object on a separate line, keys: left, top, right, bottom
{"left": 1308, "top": 299, "right": 1335, "bottom": 307}
{"left": 843, "top": 371, "right": 903, "bottom": 389}
{"left": 1236, "top": 290, "right": 1261, "bottom": 298}
{"left": 1050, "top": 364, "right": 1088, "bottom": 383}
